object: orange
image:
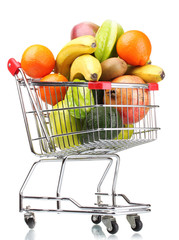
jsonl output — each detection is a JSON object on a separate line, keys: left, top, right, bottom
{"left": 21, "top": 44, "right": 55, "bottom": 78}
{"left": 38, "top": 73, "right": 68, "bottom": 106}
{"left": 116, "top": 30, "right": 152, "bottom": 66}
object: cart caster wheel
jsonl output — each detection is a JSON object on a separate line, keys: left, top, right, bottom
{"left": 24, "top": 213, "right": 36, "bottom": 229}
{"left": 107, "top": 221, "right": 119, "bottom": 234}
{"left": 25, "top": 217, "right": 36, "bottom": 229}
{"left": 131, "top": 219, "right": 143, "bottom": 232}
{"left": 127, "top": 214, "right": 143, "bottom": 232}
{"left": 91, "top": 215, "right": 102, "bottom": 224}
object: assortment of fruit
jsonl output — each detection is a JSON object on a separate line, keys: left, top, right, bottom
{"left": 20, "top": 19, "right": 165, "bottom": 149}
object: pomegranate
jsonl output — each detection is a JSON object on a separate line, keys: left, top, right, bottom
{"left": 104, "top": 75, "right": 149, "bottom": 124}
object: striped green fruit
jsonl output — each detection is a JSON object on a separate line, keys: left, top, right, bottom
{"left": 95, "top": 19, "right": 124, "bottom": 62}
{"left": 65, "top": 79, "right": 95, "bottom": 119}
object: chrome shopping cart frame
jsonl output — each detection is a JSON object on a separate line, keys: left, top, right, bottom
{"left": 8, "top": 58, "right": 160, "bottom": 234}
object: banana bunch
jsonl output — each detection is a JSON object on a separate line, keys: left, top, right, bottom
{"left": 55, "top": 35, "right": 102, "bottom": 81}
{"left": 54, "top": 20, "right": 124, "bottom": 82}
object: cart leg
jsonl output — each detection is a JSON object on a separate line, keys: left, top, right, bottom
{"left": 95, "top": 154, "right": 120, "bottom": 207}
{"left": 56, "top": 157, "right": 67, "bottom": 210}
{"left": 111, "top": 154, "right": 120, "bottom": 206}
{"left": 97, "top": 158, "right": 113, "bottom": 205}
{"left": 19, "top": 160, "right": 42, "bottom": 212}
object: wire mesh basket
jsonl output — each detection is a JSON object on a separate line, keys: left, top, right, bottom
{"left": 12, "top": 65, "right": 159, "bottom": 157}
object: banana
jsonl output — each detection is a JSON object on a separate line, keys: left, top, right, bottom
{"left": 55, "top": 35, "right": 97, "bottom": 79}
{"left": 126, "top": 64, "right": 165, "bottom": 83}
{"left": 70, "top": 54, "right": 102, "bottom": 81}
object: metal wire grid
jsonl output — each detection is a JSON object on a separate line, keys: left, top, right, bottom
{"left": 15, "top": 70, "right": 159, "bottom": 157}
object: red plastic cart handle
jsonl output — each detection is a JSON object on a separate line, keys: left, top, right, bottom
{"left": 7, "top": 58, "right": 21, "bottom": 76}
{"left": 148, "top": 83, "right": 159, "bottom": 91}
{"left": 88, "top": 81, "right": 112, "bottom": 90}
{"left": 88, "top": 81, "right": 158, "bottom": 91}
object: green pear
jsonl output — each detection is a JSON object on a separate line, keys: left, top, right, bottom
{"left": 49, "top": 100, "right": 81, "bottom": 149}
{"left": 115, "top": 124, "right": 134, "bottom": 140}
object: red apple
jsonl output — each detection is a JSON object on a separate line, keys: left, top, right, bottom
{"left": 104, "top": 75, "right": 149, "bottom": 124}
{"left": 71, "top": 21, "right": 99, "bottom": 40}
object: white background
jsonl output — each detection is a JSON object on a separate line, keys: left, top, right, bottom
{"left": 0, "top": 0, "right": 178, "bottom": 239}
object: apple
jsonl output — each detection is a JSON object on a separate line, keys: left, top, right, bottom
{"left": 104, "top": 75, "right": 149, "bottom": 124}
{"left": 49, "top": 100, "right": 81, "bottom": 149}
{"left": 71, "top": 21, "right": 99, "bottom": 40}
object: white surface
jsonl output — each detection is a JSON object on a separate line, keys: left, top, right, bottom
{"left": 1, "top": 0, "right": 178, "bottom": 239}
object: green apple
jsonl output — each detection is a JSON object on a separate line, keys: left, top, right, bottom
{"left": 115, "top": 124, "right": 134, "bottom": 140}
{"left": 65, "top": 79, "right": 95, "bottom": 119}
{"left": 49, "top": 100, "right": 81, "bottom": 149}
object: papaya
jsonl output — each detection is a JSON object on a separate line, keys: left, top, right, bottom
{"left": 80, "top": 107, "right": 122, "bottom": 144}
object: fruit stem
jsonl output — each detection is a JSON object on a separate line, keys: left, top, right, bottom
{"left": 160, "top": 70, "right": 165, "bottom": 80}
{"left": 91, "top": 42, "right": 97, "bottom": 48}
{"left": 91, "top": 73, "right": 98, "bottom": 81}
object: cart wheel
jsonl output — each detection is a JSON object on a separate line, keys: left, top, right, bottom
{"left": 25, "top": 217, "right": 36, "bottom": 229}
{"left": 131, "top": 219, "right": 143, "bottom": 232}
{"left": 107, "top": 221, "right": 119, "bottom": 234}
{"left": 91, "top": 215, "right": 102, "bottom": 224}
{"left": 24, "top": 213, "right": 36, "bottom": 229}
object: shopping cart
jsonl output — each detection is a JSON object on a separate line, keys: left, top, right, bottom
{"left": 8, "top": 58, "right": 160, "bottom": 234}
